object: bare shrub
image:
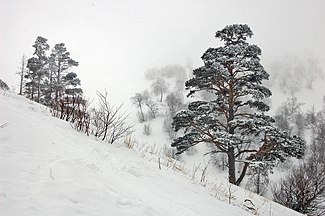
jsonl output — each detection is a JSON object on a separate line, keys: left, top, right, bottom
{"left": 143, "top": 123, "right": 152, "bottom": 136}
{"left": 0, "top": 79, "right": 10, "bottom": 91}
{"left": 92, "top": 91, "right": 133, "bottom": 144}
{"left": 144, "top": 96, "right": 159, "bottom": 119}
{"left": 124, "top": 135, "right": 137, "bottom": 149}
{"left": 272, "top": 152, "right": 325, "bottom": 215}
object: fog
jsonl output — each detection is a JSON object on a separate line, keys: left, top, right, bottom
{"left": 1, "top": 0, "right": 324, "bottom": 105}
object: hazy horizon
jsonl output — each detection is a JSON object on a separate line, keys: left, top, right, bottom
{"left": 1, "top": 0, "right": 324, "bottom": 105}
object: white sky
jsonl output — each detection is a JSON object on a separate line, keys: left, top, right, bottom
{"left": 1, "top": 0, "right": 325, "bottom": 105}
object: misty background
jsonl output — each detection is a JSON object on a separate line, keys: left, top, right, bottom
{"left": 1, "top": 0, "right": 325, "bottom": 105}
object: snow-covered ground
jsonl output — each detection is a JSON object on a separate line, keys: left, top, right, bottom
{"left": 0, "top": 91, "right": 303, "bottom": 216}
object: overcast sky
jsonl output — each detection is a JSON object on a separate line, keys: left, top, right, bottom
{"left": 1, "top": 0, "right": 324, "bottom": 105}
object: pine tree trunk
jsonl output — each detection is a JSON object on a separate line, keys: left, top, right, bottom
{"left": 37, "top": 75, "right": 41, "bottom": 103}
{"left": 236, "top": 162, "right": 250, "bottom": 185}
{"left": 49, "top": 70, "right": 53, "bottom": 101}
{"left": 227, "top": 68, "right": 237, "bottom": 185}
{"left": 227, "top": 147, "right": 236, "bottom": 184}
{"left": 256, "top": 167, "right": 260, "bottom": 194}
{"left": 55, "top": 62, "right": 61, "bottom": 102}
{"left": 31, "top": 77, "right": 35, "bottom": 101}
{"left": 19, "top": 74, "right": 23, "bottom": 95}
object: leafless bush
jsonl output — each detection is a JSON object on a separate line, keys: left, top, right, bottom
{"left": 92, "top": 91, "right": 133, "bottom": 144}
{"left": 210, "top": 151, "right": 228, "bottom": 171}
{"left": 272, "top": 152, "right": 325, "bottom": 215}
{"left": 144, "top": 97, "right": 159, "bottom": 119}
{"left": 143, "top": 123, "right": 152, "bottom": 136}
{"left": 273, "top": 108, "right": 325, "bottom": 215}
{"left": 0, "top": 79, "right": 10, "bottom": 91}
{"left": 124, "top": 135, "right": 137, "bottom": 149}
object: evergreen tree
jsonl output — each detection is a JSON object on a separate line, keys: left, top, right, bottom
{"left": 171, "top": 24, "right": 305, "bottom": 185}
{"left": 25, "top": 57, "right": 41, "bottom": 101}
{"left": 32, "top": 36, "right": 50, "bottom": 103}
{"left": 50, "top": 43, "right": 78, "bottom": 103}
{"left": 62, "top": 72, "right": 83, "bottom": 98}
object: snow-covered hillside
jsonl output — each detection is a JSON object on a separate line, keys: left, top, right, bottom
{"left": 0, "top": 92, "right": 302, "bottom": 216}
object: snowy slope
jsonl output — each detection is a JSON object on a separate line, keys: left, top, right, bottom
{"left": 0, "top": 92, "right": 302, "bottom": 216}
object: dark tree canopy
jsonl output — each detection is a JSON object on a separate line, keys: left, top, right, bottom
{"left": 171, "top": 24, "right": 305, "bottom": 185}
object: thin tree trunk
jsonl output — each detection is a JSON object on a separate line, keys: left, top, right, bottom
{"left": 160, "top": 91, "right": 163, "bottom": 102}
{"left": 31, "top": 76, "right": 35, "bottom": 101}
{"left": 102, "top": 114, "right": 110, "bottom": 141}
{"left": 236, "top": 162, "right": 250, "bottom": 186}
{"left": 18, "top": 54, "right": 26, "bottom": 95}
{"left": 55, "top": 61, "right": 61, "bottom": 102}
{"left": 139, "top": 103, "right": 145, "bottom": 122}
{"left": 256, "top": 167, "right": 260, "bottom": 194}
{"left": 19, "top": 74, "right": 24, "bottom": 95}
{"left": 49, "top": 69, "right": 53, "bottom": 101}
{"left": 37, "top": 75, "right": 41, "bottom": 103}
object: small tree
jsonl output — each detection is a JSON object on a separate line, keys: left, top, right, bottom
{"left": 26, "top": 57, "right": 41, "bottom": 101}
{"left": 274, "top": 95, "right": 305, "bottom": 136}
{"left": 16, "top": 54, "right": 27, "bottom": 95}
{"left": 152, "top": 77, "right": 169, "bottom": 102}
{"left": 143, "top": 123, "right": 152, "bottom": 136}
{"left": 144, "top": 96, "right": 159, "bottom": 119}
{"left": 165, "top": 92, "right": 184, "bottom": 117}
{"left": 130, "top": 91, "right": 148, "bottom": 122}
{"left": 171, "top": 24, "right": 305, "bottom": 185}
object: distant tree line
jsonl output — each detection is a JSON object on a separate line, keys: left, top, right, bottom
{"left": 268, "top": 56, "right": 323, "bottom": 94}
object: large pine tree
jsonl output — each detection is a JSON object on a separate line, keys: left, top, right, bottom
{"left": 171, "top": 24, "right": 305, "bottom": 185}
